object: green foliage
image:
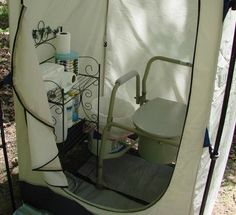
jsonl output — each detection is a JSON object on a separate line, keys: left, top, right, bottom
{"left": 0, "top": 27, "right": 8, "bottom": 33}
{"left": 0, "top": 4, "right": 8, "bottom": 18}
{"left": 0, "top": 4, "right": 9, "bottom": 30}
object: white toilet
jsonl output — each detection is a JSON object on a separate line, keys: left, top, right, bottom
{"left": 133, "top": 97, "right": 187, "bottom": 164}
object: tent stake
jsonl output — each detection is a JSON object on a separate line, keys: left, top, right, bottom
{"left": 199, "top": 22, "right": 236, "bottom": 215}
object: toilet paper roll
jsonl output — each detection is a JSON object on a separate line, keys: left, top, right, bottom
{"left": 61, "top": 72, "right": 77, "bottom": 93}
{"left": 56, "top": 32, "right": 71, "bottom": 55}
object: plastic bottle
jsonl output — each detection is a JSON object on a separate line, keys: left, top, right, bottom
{"left": 65, "top": 98, "right": 73, "bottom": 128}
{"left": 72, "top": 96, "right": 79, "bottom": 122}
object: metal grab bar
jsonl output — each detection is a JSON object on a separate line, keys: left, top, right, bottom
{"left": 97, "top": 57, "right": 191, "bottom": 187}
{"left": 97, "top": 71, "right": 140, "bottom": 187}
{"left": 141, "top": 56, "right": 192, "bottom": 105}
{"left": 106, "top": 70, "right": 140, "bottom": 125}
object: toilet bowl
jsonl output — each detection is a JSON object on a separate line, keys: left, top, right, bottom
{"left": 133, "top": 97, "right": 187, "bottom": 164}
{"left": 89, "top": 96, "right": 135, "bottom": 155}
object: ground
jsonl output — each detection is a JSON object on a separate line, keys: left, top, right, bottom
{"left": 212, "top": 139, "right": 236, "bottom": 215}
{"left": 0, "top": 1, "right": 236, "bottom": 214}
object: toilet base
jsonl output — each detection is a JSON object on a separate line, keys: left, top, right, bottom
{"left": 138, "top": 136, "right": 179, "bottom": 164}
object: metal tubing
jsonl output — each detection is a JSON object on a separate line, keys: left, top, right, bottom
{"left": 107, "top": 71, "right": 140, "bottom": 124}
{"left": 110, "top": 122, "right": 179, "bottom": 146}
{"left": 101, "top": 0, "right": 110, "bottom": 95}
{"left": 141, "top": 56, "right": 192, "bottom": 105}
{"left": 97, "top": 71, "right": 140, "bottom": 186}
{"left": 200, "top": 23, "right": 236, "bottom": 215}
{"left": 96, "top": 64, "right": 101, "bottom": 175}
{"left": 0, "top": 101, "right": 16, "bottom": 211}
{"left": 62, "top": 88, "right": 65, "bottom": 149}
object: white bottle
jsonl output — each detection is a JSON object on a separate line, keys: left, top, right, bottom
{"left": 65, "top": 98, "right": 74, "bottom": 128}
{"left": 72, "top": 96, "right": 79, "bottom": 123}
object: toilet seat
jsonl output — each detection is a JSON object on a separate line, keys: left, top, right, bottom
{"left": 133, "top": 97, "right": 187, "bottom": 139}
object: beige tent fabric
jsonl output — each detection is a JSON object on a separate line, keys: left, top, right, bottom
{"left": 79, "top": 0, "right": 223, "bottom": 214}
{"left": 12, "top": 6, "right": 68, "bottom": 187}
{"left": 105, "top": 0, "right": 196, "bottom": 104}
{"left": 192, "top": 9, "right": 236, "bottom": 215}
{"left": 9, "top": 0, "right": 234, "bottom": 214}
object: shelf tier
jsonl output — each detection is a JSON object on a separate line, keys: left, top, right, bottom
{"left": 47, "top": 74, "right": 99, "bottom": 106}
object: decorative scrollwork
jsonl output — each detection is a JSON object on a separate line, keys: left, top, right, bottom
{"left": 32, "top": 20, "right": 61, "bottom": 46}
{"left": 80, "top": 99, "right": 97, "bottom": 122}
{"left": 32, "top": 21, "right": 101, "bottom": 150}
{"left": 79, "top": 56, "right": 100, "bottom": 77}
{"left": 83, "top": 102, "right": 92, "bottom": 111}
{"left": 92, "top": 80, "right": 99, "bottom": 87}
{"left": 51, "top": 116, "right": 57, "bottom": 126}
{"left": 85, "top": 65, "right": 93, "bottom": 74}
{"left": 49, "top": 103, "right": 63, "bottom": 114}
{"left": 90, "top": 113, "right": 98, "bottom": 122}
{"left": 83, "top": 88, "right": 93, "bottom": 98}
{"left": 54, "top": 106, "right": 63, "bottom": 115}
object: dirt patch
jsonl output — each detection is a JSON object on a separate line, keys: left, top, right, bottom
{"left": 0, "top": 4, "right": 20, "bottom": 213}
{"left": 212, "top": 139, "right": 236, "bottom": 215}
{"left": 0, "top": 123, "right": 21, "bottom": 215}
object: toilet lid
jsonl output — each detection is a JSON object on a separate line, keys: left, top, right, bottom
{"left": 133, "top": 98, "right": 187, "bottom": 138}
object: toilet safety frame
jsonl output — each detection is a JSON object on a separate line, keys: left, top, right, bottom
{"left": 97, "top": 56, "right": 192, "bottom": 186}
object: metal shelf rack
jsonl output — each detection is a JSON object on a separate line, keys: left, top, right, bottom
{"left": 33, "top": 21, "right": 101, "bottom": 153}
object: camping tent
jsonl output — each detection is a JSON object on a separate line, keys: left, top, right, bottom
{"left": 8, "top": 0, "right": 236, "bottom": 214}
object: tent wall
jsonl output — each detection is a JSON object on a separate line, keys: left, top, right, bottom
{"left": 8, "top": 0, "right": 108, "bottom": 187}
{"left": 195, "top": 10, "right": 236, "bottom": 214}
{"left": 8, "top": 0, "right": 230, "bottom": 215}
{"left": 105, "top": 0, "right": 197, "bottom": 104}
{"left": 8, "top": 0, "right": 46, "bottom": 186}
{"left": 10, "top": 1, "right": 69, "bottom": 186}
{"left": 19, "top": 0, "right": 107, "bottom": 63}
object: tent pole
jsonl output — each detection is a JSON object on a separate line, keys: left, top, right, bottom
{"left": 0, "top": 101, "right": 16, "bottom": 211}
{"left": 101, "top": 0, "right": 110, "bottom": 96}
{"left": 199, "top": 22, "right": 236, "bottom": 215}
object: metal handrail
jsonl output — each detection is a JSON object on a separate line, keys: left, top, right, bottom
{"left": 97, "top": 56, "right": 191, "bottom": 187}
{"left": 97, "top": 71, "right": 140, "bottom": 186}
{"left": 141, "top": 56, "right": 192, "bottom": 105}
